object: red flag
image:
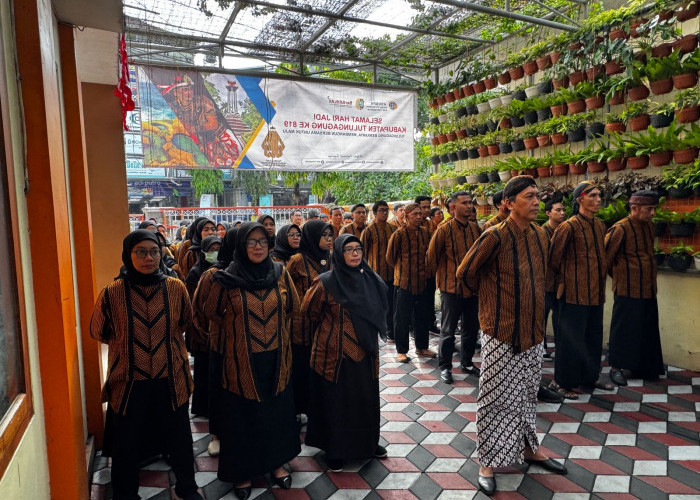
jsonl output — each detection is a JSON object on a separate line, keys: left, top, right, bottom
{"left": 114, "top": 33, "right": 135, "bottom": 131}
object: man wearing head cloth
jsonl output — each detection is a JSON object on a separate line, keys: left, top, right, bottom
{"left": 386, "top": 203, "right": 436, "bottom": 362}
{"left": 482, "top": 190, "right": 510, "bottom": 230}
{"left": 604, "top": 190, "right": 664, "bottom": 386}
{"left": 457, "top": 176, "right": 566, "bottom": 494}
{"left": 548, "top": 181, "right": 613, "bottom": 399}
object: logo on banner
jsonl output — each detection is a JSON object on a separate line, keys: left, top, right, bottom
{"left": 355, "top": 98, "right": 365, "bottom": 110}
{"left": 389, "top": 101, "right": 398, "bottom": 110}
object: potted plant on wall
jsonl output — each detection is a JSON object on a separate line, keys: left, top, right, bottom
{"left": 621, "top": 101, "right": 651, "bottom": 131}
{"left": 605, "top": 112, "right": 627, "bottom": 133}
{"left": 672, "top": 48, "right": 700, "bottom": 89}
{"left": 666, "top": 241, "right": 694, "bottom": 271}
{"left": 649, "top": 102, "right": 675, "bottom": 128}
{"left": 674, "top": 88, "right": 700, "bottom": 123}
{"left": 623, "top": 124, "right": 676, "bottom": 167}
{"left": 672, "top": 123, "right": 700, "bottom": 164}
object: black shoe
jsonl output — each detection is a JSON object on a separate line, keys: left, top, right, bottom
{"left": 460, "top": 364, "right": 481, "bottom": 376}
{"left": 478, "top": 474, "right": 496, "bottom": 495}
{"left": 374, "top": 445, "right": 388, "bottom": 458}
{"left": 233, "top": 485, "right": 252, "bottom": 500}
{"left": 429, "top": 324, "right": 441, "bottom": 334}
{"left": 538, "top": 386, "right": 564, "bottom": 404}
{"left": 440, "top": 369, "right": 454, "bottom": 384}
{"left": 327, "top": 459, "right": 343, "bottom": 472}
{"left": 543, "top": 352, "right": 552, "bottom": 359}
{"left": 525, "top": 458, "right": 568, "bottom": 474}
{"left": 273, "top": 474, "right": 292, "bottom": 489}
{"left": 610, "top": 369, "right": 628, "bottom": 386}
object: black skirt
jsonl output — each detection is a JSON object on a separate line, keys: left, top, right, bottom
{"left": 291, "top": 343, "right": 311, "bottom": 415}
{"left": 208, "top": 350, "right": 223, "bottom": 436}
{"left": 190, "top": 349, "right": 210, "bottom": 417}
{"left": 608, "top": 295, "right": 664, "bottom": 378}
{"left": 305, "top": 355, "right": 380, "bottom": 461}
{"left": 217, "top": 350, "right": 300, "bottom": 483}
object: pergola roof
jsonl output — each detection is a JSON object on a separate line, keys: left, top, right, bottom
{"left": 124, "top": 0, "right": 586, "bottom": 87}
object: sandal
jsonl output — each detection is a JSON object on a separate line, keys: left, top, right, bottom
{"left": 548, "top": 381, "right": 579, "bottom": 400}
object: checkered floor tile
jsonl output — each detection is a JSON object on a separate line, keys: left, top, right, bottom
{"left": 91, "top": 334, "right": 700, "bottom": 500}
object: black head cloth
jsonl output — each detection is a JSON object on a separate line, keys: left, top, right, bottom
{"left": 271, "top": 224, "right": 300, "bottom": 263}
{"left": 213, "top": 222, "right": 283, "bottom": 291}
{"left": 185, "top": 216, "right": 207, "bottom": 241}
{"left": 300, "top": 220, "right": 332, "bottom": 269}
{"left": 186, "top": 235, "right": 222, "bottom": 287}
{"left": 138, "top": 220, "right": 157, "bottom": 230}
{"left": 215, "top": 226, "right": 239, "bottom": 269}
{"left": 572, "top": 180, "right": 597, "bottom": 215}
{"left": 189, "top": 218, "right": 215, "bottom": 251}
{"left": 118, "top": 229, "right": 167, "bottom": 286}
{"left": 216, "top": 221, "right": 231, "bottom": 232}
{"left": 258, "top": 214, "right": 276, "bottom": 246}
{"left": 318, "top": 234, "right": 388, "bottom": 356}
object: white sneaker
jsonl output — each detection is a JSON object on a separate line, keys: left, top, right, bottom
{"left": 207, "top": 438, "right": 220, "bottom": 457}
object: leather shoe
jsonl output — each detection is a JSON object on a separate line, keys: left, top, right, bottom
{"left": 537, "top": 386, "right": 564, "bottom": 403}
{"left": 273, "top": 474, "right": 292, "bottom": 489}
{"left": 460, "top": 364, "right": 481, "bottom": 376}
{"left": 397, "top": 353, "right": 411, "bottom": 363}
{"left": 416, "top": 348, "right": 437, "bottom": 358}
{"left": 477, "top": 474, "right": 496, "bottom": 495}
{"left": 233, "top": 485, "right": 252, "bottom": 500}
{"left": 525, "top": 458, "right": 567, "bottom": 474}
{"left": 610, "top": 369, "right": 628, "bottom": 386}
{"left": 440, "top": 369, "right": 453, "bottom": 384}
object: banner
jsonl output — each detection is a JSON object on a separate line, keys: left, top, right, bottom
{"left": 132, "top": 66, "right": 416, "bottom": 171}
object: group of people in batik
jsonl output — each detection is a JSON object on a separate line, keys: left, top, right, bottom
{"left": 91, "top": 178, "right": 663, "bottom": 498}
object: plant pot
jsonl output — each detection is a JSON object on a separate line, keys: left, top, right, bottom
{"left": 455, "top": 107, "right": 469, "bottom": 119}
{"left": 569, "top": 42, "right": 583, "bottom": 52}
{"left": 551, "top": 104, "right": 567, "bottom": 116}
{"left": 650, "top": 43, "right": 672, "bottom": 58}
{"left": 670, "top": 222, "right": 696, "bottom": 236}
{"left": 473, "top": 80, "right": 486, "bottom": 94}
{"left": 627, "top": 85, "right": 650, "bottom": 101}
{"left": 609, "top": 91, "right": 625, "bottom": 105}
{"left": 477, "top": 101, "right": 491, "bottom": 113}
{"left": 607, "top": 158, "right": 626, "bottom": 171}
{"left": 552, "top": 133, "right": 569, "bottom": 145}
{"left": 628, "top": 155, "right": 649, "bottom": 169}
{"left": 477, "top": 124, "right": 488, "bottom": 135}
{"left": 439, "top": 178, "right": 451, "bottom": 187}
{"left": 569, "top": 71, "right": 586, "bottom": 86}
{"left": 511, "top": 139, "right": 526, "bottom": 152}
{"left": 486, "top": 120, "right": 498, "bottom": 132}
{"left": 586, "top": 122, "right": 605, "bottom": 139}
{"left": 487, "top": 144, "right": 500, "bottom": 156}
{"left": 569, "top": 127, "right": 586, "bottom": 142}
{"left": 430, "top": 116, "right": 440, "bottom": 125}
{"left": 445, "top": 92, "right": 455, "bottom": 103}
{"left": 467, "top": 104, "right": 478, "bottom": 115}
{"left": 512, "top": 90, "right": 526, "bottom": 101}
{"left": 499, "top": 118, "right": 512, "bottom": 129}
{"left": 569, "top": 163, "right": 586, "bottom": 175}
{"left": 673, "top": 147, "right": 699, "bottom": 164}
{"left": 649, "top": 151, "right": 672, "bottom": 167}
{"left": 609, "top": 28, "right": 628, "bottom": 40}
{"left": 477, "top": 173, "right": 490, "bottom": 183}
{"left": 467, "top": 149, "right": 480, "bottom": 160}
{"left": 629, "top": 114, "right": 651, "bottom": 131}
{"left": 537, "top": 166, "right": 551, "bottom": 178}
{"left": 586, "top": 65, "right": 604, "bottom": 80}
{"left": 437, "top": 134, "right": 448, "bottom": 144}
{"left": 606, "top": 122, "right": 626, "bottom": 134}
{"left": 448, "top": 152, "right": 459, "bottom": 162}
{"left": 440, "top": 154, "right": 449, "bottom": 163}
{"left": 436, "top": 95, "right": 446, "bottom": 106}
{"left": 536, "top": 135, "right": 551, "bottom": 147}
{"left": 455, "top": 175, "right": 467, "bottom": 184}
{"left": 498, "top": 171, "right": 512, "bottom": 181}
{"left": 509, "top": 66, "right": 525, "bottom": 80}
{"left": 538, "top": 80, "right": 554, "bottom": 95}
{"left": 553, "top": 76, "right": 569, "bottom": 89}
{"left": 430, "top": 156, "right": 441, "bottom": 166}
{"left": 537, "top": 108, "right": 552, "bottom": 121}
{"left": 456, "top": 129, "right": 468, "bottom": 139}
{"left": 523, "top": 60, "right": 538, "bottom": 75}
{"left": 463, "top": 85, "right": 475, "bottom": 96}
{"left": 429, "top": 99, "right": 439, "bottom": 109}
{"left": 525, "top": 85, "right": 542, "bottom": 98}
{"left": 488, "top": 171, "right": 500, "bottom": 183}
{"left": 587, "top": 161, "right": 606, "bottom": 173}
{"left": 484, "top": 77, "right": 497, "bottom": 90}
{"left": 501, "top": 94, "right": 514, "bottom": 105}
{"left": 676, "top": 2, "right": 700, "bottom": 21}
{"left": 510, "top": 170, "right": 519, "bottom": 178}
{"left": 672, "top": 34, "right": 698, "bottom": 55}
{"left": 488, "top": 97, "right": 502, "bottom": 109}
{"left": 649, "top": 78, "right": 673, "bottom": 95}
{"left": 667, "top": 254, "right": 692, "bottom": 271}
{"left": 654, "top": 222, "right": 667, "bottom": 237}
{"left": 437, "top": 113, "right": 449, "bottom": 123}
{"left": 676, "top": 105, "right": 700, "bottom": 123}
{"left": 524, "top": 137, "right": 539, "bottom": 149}
{"left": 605, "top": 60, "right": 624, "bottom": 75}
{"left": 431, "top": 136, "right": 440, "bottom": 146}
{"left": 650, "top": 111, "right": 674, "bottom": 129}
{"left": 523, "top": 111, "right": 538, "bottom": 125}
{"left": 477, "top": 146, "right": 490, "bottom": 158}
{"left": 446, "top": 131, "right": 457, "bottom": 142}
{"left": 536, "top": 54, "right": 552, "bottom": 70}
{"left": 510, "top": 116, "right": 525, "bottom": 127}
{"left": 585, "top": 95, "right": 605, "bottom": 110}
{"left": 630, "top": 19, "right": 647, "bottom": 38}
{"left": 498, "top": 72, "right": 512, "bottom": 85}
{"left": 498, "top": 143, "right": 513, "bottom": 154}
{"left": 551, "top": 51, "right": 562, "bottom": 64}
{"left": 673, "top": 72, "right": 699, "bottom": 90}
{"left": 655, "top": 252, "right": 666, "bottom": 266}
{"left": 525, "top": 168, "right": 538, "bottom": 178}
{"left": 476, "top": 197, "right": 489, "bottom": 206}
{"left": 457, "top": 150, "right": 469, "bottom": 161}
{"left": 668, "top": 187, "right": 692, "bottom": 198}
{"left": 552, "top": 163, "right": 569, "bottom": 176}
{"left": 466, "top": 174, "right": 479, "bottom": 184}
{"left": 568, "top": 100, "right": 586, "bottom": 114}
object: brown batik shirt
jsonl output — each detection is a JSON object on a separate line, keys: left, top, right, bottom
{"left": 427, "top": 218, "right": 481, "bottom": 296}
{"left": 287, "top": 252, "right": 329, "bottom": 345}
{"left": 360, "top": 220, "right": 396, "bottom": 282}
{"left": 386, "top": 225, "right": 430, "bottom": 295}
{"left": 604, "top": 216, "right": 657, "bottom": 299}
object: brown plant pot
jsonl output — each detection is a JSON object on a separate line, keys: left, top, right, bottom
{"left": 446, "top": 131, "right": 457, "bottom": 142}
{"left": 537, "top": 167, "right": 552, "bottom": 178}
{"left": 657, "top": 10, "right": 673, "bottom": 21}
{"left": 552, "top": 164, "right": 569, "bottom": 176}
{"left": 454, "top": 88, "right": 465, "bottom": 100}
{"left": 672, "top": 34, "right": 698, "bottom": 55}
{"left": 605, "top": 122, "right": 627, "bottom": 134}
{"left": 510, "top": 170, "right": 519, "bottom": 178}
{"left": 536, "top": 55, "right": 552, "bottom": 70}
{"left": 463, "top": 85, "right": 475, "bottom": 96}
{"left": 673, "top": 72, "right": 699, "bottom": 90}
{"left": 605, "top": 60, "right": 624, "bottom": 75}
{"left": 487, "top": 144, "right": 500, "bottom": 155}
{"left": 431, "top": 136, "right": 440, "bottom": 146}
{"left": 508, "top": 66, "right": 525, "bottom": 80}
{"left": 477, "top": 146, "right": 490, "bottom": 158}
{"left": 627, "top": 85, "right": 650, "bottom": 101}
{"left": 628, "top": 155, "right": 649, "bottom": 169}
{"left": 587, "top": 161, "right": 606, "bottom": 173}
{"left": 525, "top": 168, "right": 538, "bottom": 178}
{"left": 523, "top": 60, "right": 538, "bottom": 75}
{"left": 499, "top": 118, "right": 513, "bottom": 129}
{"left": 607, "top": 158, "right": 627, "bottom": 171}
{"left": 498, "top": 72, "right": 512, "bottom": 85}
{"left": 456, "top": 129, "right": 468, "bottom": 138}
{"left": 649, "top": 151, "right": 672, "bottom": 167}
{"left": 537, "top": 135, "right": 551, "bottom": 147}
{"left": 553, "top": 76, "right": 569, "bottom": 89}
{"left": 551, "top": 51, "right": 562, "bottom": 64}
{"left": 569, "top": 42, "right": 583, "bottom": 51}
{"left": 673, "top": 147, "right": 699, "bottom": 164}
{"left": 609, "top": 91, "right": 625, "bottom": 105}
{"left": 676, "top": 105, "right": 700, "bottom": 123}
{"left": 570, "top": 163, "right": 587, "bottom": 175}
{"left": 585, "top": 95, "right": 605, "bottom": 110}
{"left": 650, "top": 78, "right": 674, "bottom": 95}
{"left": 568, "top": 100, "right": 587, "bottom": 114}
{"left": 437, "top": 134, "right": 448, "bottom": 144}
{"left": 436, "top": 95, "right": 446, "bottom": 106}
{"left": 445, "top": 92, "right": 455, "bottom": 103}
{"left": 651, "top": 43, "right": 672, "bottom": 58}
{"left": 629, "top": 114, "right": 651, "bottom": 131}
{"left": 676, "top": 2, "right": 700, "bottom": 21}
{"left": 585, "top": 65, "right": 604, "bottom": 80}
{"left": 524, "top": 137, "right": 539, "bottom": 149}
{"left": 630, "top": 19, "right": 647, "bottom": 38}
{"left": 551, "top": 104, "right": 567, "bottom": 116}
{"left": 609, "top": 28, "right": 628, "bottom": 40}
{"left": 484, "top": 77, "right": 497, "bottom": 90}
{"left": 551, "top": 133, "right": 569, "bottom": 145}
{"left": 569, "top": 71, "right": 586, "bottom": 86}
{"left": 473, "top": 80, "right": 486, "bottom": 94}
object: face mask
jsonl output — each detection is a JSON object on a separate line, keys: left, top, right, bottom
{"left": 204, "top": 251, "right": 219, "bottom": 264}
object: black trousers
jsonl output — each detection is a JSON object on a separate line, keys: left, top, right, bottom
{"left": 384, "top": 280, "right": 395, "bottom": 339}
{"left": 109, "top": 379, "right": 197, "bottom": 500}
{"left": 544, "top": 291, "right": 560, "bottom": 349}
{"left": 427, "top": 278, "right": 437, "bottom": 327}
{"left": 554, "top": 302, "right": 604, "bottom": 389}
{"left": 394, "top": 287, "right": 432, "bottom": 354}
{"left": 438, "top": 292, "right": 479, "bottom": 369}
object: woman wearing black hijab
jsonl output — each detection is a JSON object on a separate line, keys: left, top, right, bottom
{"left": 271, "top": 223, "right": 301, "bottom": 264}
{"left": 216, "top": 221, "right": 230, "bottom": 238}
{"left": 302, "top": 234, "right": 388, "bottom": 472}
{"left": 177, "top": 216, "right": 208, "bottom": 278}
{"left": 90, "top": 230, "right": 203, "bottom": 500}
{"left": 179, "top": 218, "right": 216, "bottom": 280}
{"left": 199, "top": 223, "right": 300, "bottom": 499}
{"left": 286, "top": 220, "right": 333, "bottom": 418}
{"left": 258, "top": 214, "right": 276, "bottom": 251}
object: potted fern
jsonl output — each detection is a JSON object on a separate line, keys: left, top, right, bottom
{"left": 667, "top": 241, "right": 694, "bottom": 271}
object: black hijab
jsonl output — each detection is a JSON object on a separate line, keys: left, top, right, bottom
{"left": 300, "top": 220, "right": 331, "bottom": 268}
{"left": 186, "top": 235, "right": 222, "bottom": 287}
{"left": 319, "top": 234, "right": 388, "bottom": 355}
{"left": 189, "top": 218, "right": 215, "bottom": 252}
{"left": 119, "top": 230, "right": 167, "bottom": 286}
{"left": 185, "top": 216, "right": 208, "bottom": 242}
{"left": 214, "top": 227, "right": 239, "bottom": 269}
{"left": 271, "top": 224, "right": 300, "bottom": 263}
{"left": 214, "top": 222, "right": 283, "bottom": 291}
{"left": 216, "top": 221, "right": 231, "bottom": 233}
{"left": 258, "top": 214, "right": 276, "bottom": 246}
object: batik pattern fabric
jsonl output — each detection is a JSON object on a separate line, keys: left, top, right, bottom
{"left": 604, "top": 216, "right": 657, "bottom": 299}
{"left": 476, "top": 335, "right": 544, "bottom": 468}
{"left": 482, "top": 212, "right": 506, "bottom": 231}
{"left": 426, "top": 218, "right": 481, "bottom": 296}
{"left": 287, "top": 253, "right": 328, "bottom": 346}
{"left": 360, "top": 220, "right": 395, "bottom": 282}
{"left": 386, "top": 225, "right": 431, "bottom": 294}
{"left": 339, "top": 222, "right": 366, "bottom": 238}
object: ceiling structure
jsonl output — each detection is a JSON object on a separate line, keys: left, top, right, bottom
{"left": 123, "top": 0, "right": 588, "bottom": 88}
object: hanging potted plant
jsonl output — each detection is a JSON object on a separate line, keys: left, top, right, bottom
{"left": 549, "top": 148, "right": 572, "bottom": 176}
{"left": 649, "top": 103, "right": 675, "bottom": 128}
{"left": 547, "top": 92, "right": 568, "bottom": 116}
{"left": 674, "top": 88, "right": 700, "bottom": 123}
{"left": 563, "top": 113, "right": 588, "bottom": 143}
{"left": 661, "top": 161, "right": 699, "bottom": 198}
{"left": 498, "top": 129, "right": 515, "bottom": 154}
{"left": 666, "top": 241, "right": 694, "bottom": 271}
{"left": 654, "top": 245, "right": 666, "bottom": 266}
{"left": 522, "top": 124, "right": 541, "bottom": 150}
{"left": 569, "top": 150, "right": 588, "bottom": 175}
{"left": 605, "top": 112, "right": 627, "bottom": 133}
{"left": 605, "top": 75, "right": 631, "bottom": 105}
{"left": 510, "top": 130, "right": 526, "bottom": 152}
{"left": 652, "top": 202, "right": 672, "bottom": 236}
{"left": 623, "top": 124, "right": 676, "bottom": 167}
{"left": 676, "top": 1, "right": 700, "bottom": 21}
{"left": 622, "top": 101, "right": 651, "bottom": 131}
{"left": 672, "top": 48, "right": 700, "bottom": 89}
{"left": 577, "top": 145, "right": 606, "bottom": 173}
{"left": 638, "top": 55, "right": 676, "bottom": 95}
{"left": 574, "top": 81, "right": 606, "bottom": 110}
{"left": 671, "top": 122, "right": 700, "bottom": 164}
{"left": 585, "top": 112, "right": 606, "bottom": 140}
{"left": 672, "top": 33, "right": 699, "bottom": 55}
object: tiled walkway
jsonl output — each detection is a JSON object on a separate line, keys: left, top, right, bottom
{"left": 91, "top": 335, "right": 700, "bottom": 500}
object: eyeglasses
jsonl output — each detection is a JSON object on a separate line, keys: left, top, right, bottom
{"left": 321, "top": 231, "right": 333, "bottom": 238}
{"left": 132, "top": 249, "right": 161, "bottom": 259}
{"left": 353, "top": 211, "right": 367, "bottom": 215}
{"left": 245, "top": 238, "right": 270, "bottom": 248}
{"left": 288, "top": 232, "right": 301, "bottom": 238}
{"left": 377, "top": 208, "right": 389, "bottom": 213}
{"left": 343, "top": 246, "right": 363, "bottom": 255}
